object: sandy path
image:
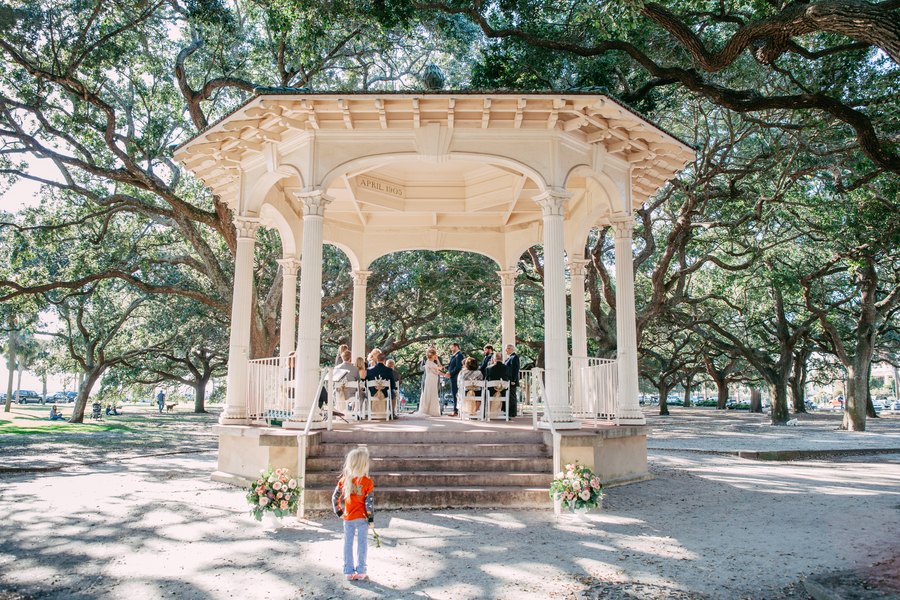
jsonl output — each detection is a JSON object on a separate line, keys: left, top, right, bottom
{"left": 2, "top": 449, "right": 898, "bottom": 600}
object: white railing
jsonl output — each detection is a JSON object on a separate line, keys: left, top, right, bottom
{"left": 248, "top": 356, "right": 294, "bottom": 422}
{"left": 529, "top": 368, "right": 557, "bottom": 434}
{"left": 570, "top": 356, "right": 619, "bottom": 427}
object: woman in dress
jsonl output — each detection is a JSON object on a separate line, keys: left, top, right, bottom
{"left": 417, "top": 349, "right": 443, "bottom": 417}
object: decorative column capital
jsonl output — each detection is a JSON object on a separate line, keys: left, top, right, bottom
{"left": 289, "top": 189, "right": 334, "bottom": 217}
{"left": 351, "top": 270, "right": 373, "bottom": 286}
{"left": 234, "top": 216, "right": 261, "bottom": 240}
{"left": 496, "top": 270, "right": 517, "bottom": 287}
{"left": 568, "top": 258, "right": 592, "bottom": 277}
{"left": 277, "top": 257, "right": 301, "bottom": 277}
{"left": 534, "top": 190, "right": 573, "bottom": 217}
{"left": 611, "top": 216, "right": 636, "bottom": 240}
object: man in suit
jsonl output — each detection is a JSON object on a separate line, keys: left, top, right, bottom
{"left": 365, "top": 353, "right": 398, "bottom": 413}
{"left": 504, "top": 344, "right": 521, "bottom": 417}
{"left": 485, "top": 352, "right": 508, "bottom": 384}
{"left": 479, "top": 345, "right": 494, "bottom": 376}
{"left": 443, "top": 343, "right": 463, "bottom": 416}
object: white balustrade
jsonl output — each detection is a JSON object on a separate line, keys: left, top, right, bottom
{"left": 569, "top": 356, "right": 620, "bottom": 427}
{"left": 247, "top": 356, "right": 295, "bottom": 423}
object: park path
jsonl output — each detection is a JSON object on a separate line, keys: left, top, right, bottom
{"left": 1, "top": 448, "right": 898, "bottom": 599}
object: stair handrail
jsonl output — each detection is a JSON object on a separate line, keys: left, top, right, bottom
{"left": 298, "top": 366, "right": 332, "bottom": 519}
{"left": 530, "top": 367, "right": 557, "bottom": 435}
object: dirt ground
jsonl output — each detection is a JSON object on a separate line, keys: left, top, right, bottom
{"left": 1, "top": 407, "right": 899, "bottom": 600}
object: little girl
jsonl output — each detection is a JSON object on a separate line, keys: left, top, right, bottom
{"left": 332, "top": 447, "right": 375, "bottom": 581}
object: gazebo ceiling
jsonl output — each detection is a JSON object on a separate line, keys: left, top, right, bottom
{"left": 174, "top": 91, "right": 695, "bottom": 216}
{"left": 325, "top": 159, "right": 551, "bottom": 230}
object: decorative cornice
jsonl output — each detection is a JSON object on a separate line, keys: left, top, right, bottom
{"left": 496, "top": 270, "right": 517, "bottom": 287}
{"left": 351, "top": 270, "right": 373, "bottom": 286}
{"left": 534, "top": 190, "right": 573, "bottom": 217}
{"left": 277, "top": 257, "right": 301, "bottom": 277}
{"left": 568, "top": 258, "right": 592, "bottom": 277}
{"left": 611, "top": 216, "right": 636, "bottom": 239}
{"left": 234, "top": 216, "right": 261, "bottom": 240}
{"left": 289, "top": 189, "right": 334, "bottom": 217}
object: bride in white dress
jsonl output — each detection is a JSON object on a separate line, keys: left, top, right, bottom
{"left": 417, "top": 349, "right": 443, "bottom": 417}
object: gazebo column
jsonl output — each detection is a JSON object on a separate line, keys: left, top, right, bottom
{"left": 221, "top": 216, "right": 259, "bottom": 425}
{"left": 351, "top": 270, "right": 372, "bottom": 360}
{"left": 612, "top": 217, "right": 645, "bottom": 425}
{"left": 568, "top": 258, "right": 591, "bottom": 359}
{"left": 277, "top": 257, "right": 300, "bottom": 357}
{"left": 287, "top": 190, "right": 332, "bottom": 428}
{"left": 497, "top": 270, "right": 517, "bottom": 353}
{"left": 536, "top": 191, "right": 580, "bottom": 429}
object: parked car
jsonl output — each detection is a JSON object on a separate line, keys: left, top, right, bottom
{"left": 17, "top": 390, "right": 43, "bottom": 404}
{"left": 891, "top": 401, "right": 900, "bottom": 411}
{"left": 50, "top": 391, "right": 77, "bottom": 403}
{"left": 873, "top": 401, "right": 885, "bottom": 411}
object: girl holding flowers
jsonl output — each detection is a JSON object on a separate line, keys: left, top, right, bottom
{"left": 331, "top": 447, "right": 375, "bottom": 581}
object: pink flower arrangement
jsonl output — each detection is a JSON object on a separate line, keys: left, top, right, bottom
{"left": 550, "top": 463, "right": 603, "bottom": 510}
{"left": 246, "top": 465, "right": 303, "bottom": 521}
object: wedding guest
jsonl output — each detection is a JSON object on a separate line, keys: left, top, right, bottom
{"left": 504, "top": 344, "right": 521, "bottom": 417}
{"left": 334, "top": 350, "right": 362, "bottom": 413}
{"left": 335, "top": 344, "right": 349, "bottom": 367}
{"left": 479, "top": 345, "right": 494, "bottom": 376}
{"left": 385, "top": 359, "right": 401, "bottom": 388}
{"left": 332, "top": 447, "right": 375, "bottom": 581}
{"left": 485, "top": 352, "right": 509, "bottom": 384}
{"left": 367, "top": 348, "right": 382, "bottom": 368}
{"left": 443, "top": 343, "right": 464, "bottom": 416}
{"left": 355, "top": 357, "right": 367, "bottom": 379}
{"left": 365, "top": 353, "right": 397, "bottom": 399}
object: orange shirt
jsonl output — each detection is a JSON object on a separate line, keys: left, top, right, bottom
{"left": 337, "top": 476, "right": 374, "bottom": 521}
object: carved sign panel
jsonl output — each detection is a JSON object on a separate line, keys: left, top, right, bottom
{"left": 357, "top": 177, "right": 405, "bottom": 198}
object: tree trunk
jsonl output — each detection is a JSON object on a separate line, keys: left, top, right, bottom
{"left": 41, "top": 373, "right": 47, "bottom": 405}
{"left": 842, "top": 361, "right": 870, "bottom": 432}
{"left": 658, "top": 382, "right": 671, "bottom": 416}
{"left": 16, "top": 362, "right": 23, "bottom": 402}
{"left": 716, "top": 381, "right": 729, "bottom": 409}
{"left": 750, "top": 389, "right": 762, "bottom": 413}
{"left": 790, "top": 349, "right": 808, "bottom": 414}
{"left": 865, "top": 361, "right": 878, "bottom": 419}
{"left": 194, "top": 377, "right": 208, "bottom": 413}
{"left": 4, "top": 326, "right": 14, "bottom": 412}
{"left": 683, "top": 375, "right": 693, "bottom": 407}
{"left": 69, "top": 369, "right": 103, "bottom": 423}
{"left": 769, "top": 384, "right": 790, "bottom": 423}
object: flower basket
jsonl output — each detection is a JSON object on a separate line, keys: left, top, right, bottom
{"left": 246, "top": 466, "right": 303, "bottom": 522}
{"left": 549, "top": 463, "right": 603, "bottom": 511}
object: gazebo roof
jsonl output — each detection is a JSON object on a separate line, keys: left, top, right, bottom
{"left": 174, "top": 90, "right": 695, "bottom": 209}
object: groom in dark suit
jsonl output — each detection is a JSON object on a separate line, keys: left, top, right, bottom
{"left": 444, "top": 343, "right": 463, "bottom": 416}
{"left": 504, "top": 344, "right": 521, "bottom": 417}
{"left": 479, "top": 345, "right": 494, "bottom": 376}
{"left": 365, "top": 352, "right": 398, "bottom": 399}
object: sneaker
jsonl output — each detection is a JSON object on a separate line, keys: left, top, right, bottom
{"left": 356, "top": 574, "right": 369, "bottom": 581}
{"left": 346, "top": 575, "right": 354, "bottom": 580}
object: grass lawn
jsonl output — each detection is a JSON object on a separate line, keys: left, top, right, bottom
{"left": 0, "top": 405, "right": 131, "bottom": 435}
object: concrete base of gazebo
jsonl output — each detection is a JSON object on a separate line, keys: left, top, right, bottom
{"left": 210, "top": 416, "right": 650, "bottom": 507}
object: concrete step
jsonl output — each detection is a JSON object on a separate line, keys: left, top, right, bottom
{"left": 306, "top": 456, "right": 553, "bottom": 473}
{"left": 305, "top": 486, "right": 553, "bottom": 510}
{"left": 319, "top": 430, "right": 545, "bottom": 445}
{"left": 308, "top": 442, "right": 550, "bottom": 458}
{"left": 305, "top": 470, "right": 552, "bottom": 488}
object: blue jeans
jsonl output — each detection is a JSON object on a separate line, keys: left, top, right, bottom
{"left": 342, "top": 518, "right": 368, "bottom": 575}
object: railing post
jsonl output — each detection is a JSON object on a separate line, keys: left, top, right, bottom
{"left": 297, "top": 433, "right": 307, "bottom": 520}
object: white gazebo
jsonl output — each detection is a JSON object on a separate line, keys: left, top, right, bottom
{"left": 174, "top": 90, "right": 694, "bottom": 483}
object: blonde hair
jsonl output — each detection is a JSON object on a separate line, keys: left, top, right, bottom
{"left": 426, "top": 349, "right": 437, "bottom": 359}
{"left": 355, "top": 357, "right": 366, "bottom": 371}
{"left": 341, "top": 447, "right": 371, "bottom": 500}
{"left": 386, "top": 359, "right": 395, "bottom": 368}
{"left": 367, "top": 348, "right": 382, "bottom": 364}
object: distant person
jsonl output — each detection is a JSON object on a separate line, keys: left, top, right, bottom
{"left": 157, "top": 391, "right": 165, "bottom": 413}
{"left": 335, "top": 344, "right": 349, "bottom": 367}
{"left": 48, "top": 405, "right": 64, "bottom": 421}
{"left": 479, "top": 345, "right": 494, "bottom": 376}
{"left": 504, "top": 344, "right": 521, "bottom": 417}
{"left": 443, "top": 343, "right": 464, "bottom": 416}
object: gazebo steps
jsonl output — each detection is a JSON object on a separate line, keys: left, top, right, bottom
{"left": 305, "top": 470, "right": 552, "bottom": 488}
{"left": 304, "top": 486, "right": 552, "bottom": 510}
{"left": 307, "top": 456, "right": 553, "bottom": 472}
{"left": 309, "top": 442, "right": 550, "bottom": 459}
{"left": 303, "top": 427, "right": 554, "bottom": 509}
{"left": 317, "top": 430, "right": 544, "bottom": 445}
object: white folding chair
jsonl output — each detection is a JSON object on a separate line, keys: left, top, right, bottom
{"left": 459, "top": 380, "right": 486, "bottom": 420}
{"left": 484, "top": 380, "right": 510, "bottom": 421}
{"left": 365, "top": 379, "right": 393, "bottom": 421}
{"left": 335, "top": 381, "right": 361, "bottom": 420}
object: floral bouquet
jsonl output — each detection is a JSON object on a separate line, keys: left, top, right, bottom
{"left": 246, "top": 466, "right": 302, "bottom": 521}
{"left": 549, "top": 463, "right": 603, "bottom": 510}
